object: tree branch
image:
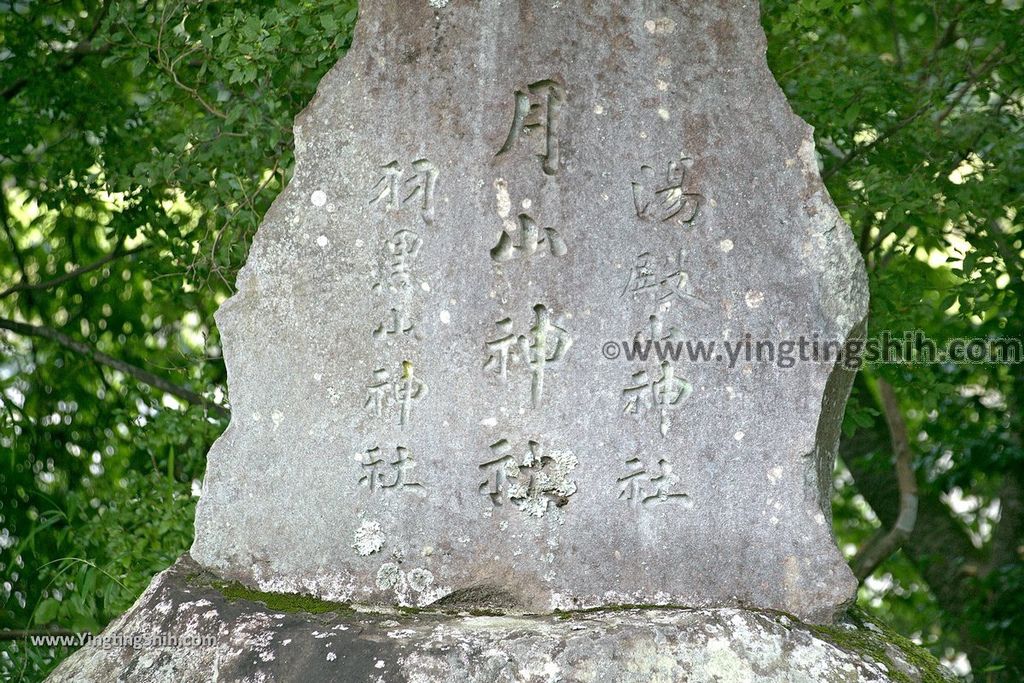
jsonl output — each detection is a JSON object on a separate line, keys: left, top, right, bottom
{"left": 852, "top": 379, "right": 919, "bottom": 579}
{"left": 0, "top": 629, "right": 80, "bottom": 641}
{"left": 933, "top": 45, "right": 1007, "bottom": 127}
{"left": 0, "top": 244, "right": 149, "bottom": 300}
{"left": 841, "top": 395, "right": 982, "bottom": 608}
{"left": 822, "top": 101, "right": 933, "bottom": 182}
{"left": 0, "top": 317, "right": 228, "bottom": 418}
{"left": 2, "top": 0, "right": 111, "bottom": 102}
{"left": 0, "top": 198, "right": 32, "bottom": 295}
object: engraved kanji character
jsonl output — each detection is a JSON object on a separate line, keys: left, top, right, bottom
{"left": 370, "top": 159, "right": 439, "bottom": 224}
{"left": 617, "top": 456, "right": 688, "bottom": 507}
{"left": 359, "top": 446, "right": 423, "bottom": 492}
{"left": 385, "top": 229, "right": 422, "bottom": 290}
{"left": 622, "top": 252, "right": 660, "bottom": 296}
{"left": 651, "top": 361, "right": 692, "bottom": 437}
{"left": 622, "top": 368, "right": 653, "bottom": 415}
{"left": 484, "top": 318, "right": 519, "bottom": 381}
{"left": 479, "top": 439, "right": 518, "bottom": 506}
{"left": 490, "top": 213, "right": 567, "bottom": 262}
{"left": 364, "top": 368, "right": 392, "bottom": 417}
{"left": 394, "top": 360, "right": 429, "bottom": 428}
{"left": 374, "top": 307, "right": 415, "bottom": 340}
{"left": 632, "top": 156, "right": 702, "bottom": 222}
{"left": 495, "top": 80, "right": 564, "bottom": 176}
{"left": 518, "top": 304, "right": 572, "bottom": 407}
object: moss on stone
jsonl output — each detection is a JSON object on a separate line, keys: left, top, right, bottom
{"left": 212, "top": 580, "right": 354, "bottom": 616}
{"left": 807, "top": 608, "right": 950, "bottom": 683}
{"left": 192, "top": 568, "right": 950, "bottom": 682}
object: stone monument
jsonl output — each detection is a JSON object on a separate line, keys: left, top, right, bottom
{"left": 190, "top": 0, "right": 868, "bottom": 624}
{"left": 50, "top": 2, "right": 952, "bottom": 681}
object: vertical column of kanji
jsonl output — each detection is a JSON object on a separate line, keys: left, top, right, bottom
{"left": 614, "top": 149, "right": 707, "bottom": 509}
{"left": 356, "top": 159, "right": 439, "bottom": 501}
{"left": 478, "top": 79, "right": 579, "bottom": 519}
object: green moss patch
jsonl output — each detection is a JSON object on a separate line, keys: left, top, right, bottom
{"left": 808, "top": 608, "right": 950, "bottom": 683}
{"left": 211, "top": 580, "right": 354, "bottom": 616}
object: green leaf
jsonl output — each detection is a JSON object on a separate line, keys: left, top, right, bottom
{"left": 34, "top": 598, "right": 61, "bottom": 624}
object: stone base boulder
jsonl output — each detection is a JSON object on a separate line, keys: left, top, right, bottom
{"left": 48, "top": 555, "right": 951, "bottom": 682}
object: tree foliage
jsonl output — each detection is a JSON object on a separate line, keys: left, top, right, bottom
{"left": 0, "top": 0, "right": 1021, "bottom": 680}
{"left": 0, "top": 1, "right": 356, "bottom": 678}
{"left": 765, "top": 1, "right": 1024, "bottom": 679}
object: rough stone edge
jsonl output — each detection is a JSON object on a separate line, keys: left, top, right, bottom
{"left": 750, "top": 1, "right": 872, "bottom": 623}
{"left": 46, "top": 554, "right": 954, "bottom": 683}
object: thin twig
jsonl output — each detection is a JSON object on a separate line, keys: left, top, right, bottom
{"left": 0, "top": 317, "right": 229, "bottom": 418}
{"left": 0, "top": 244, "right": 149, "bottom": 300}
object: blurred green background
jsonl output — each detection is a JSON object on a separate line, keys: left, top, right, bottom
{"left": 0, "top": 1, "right": 1021, "bottom": 680}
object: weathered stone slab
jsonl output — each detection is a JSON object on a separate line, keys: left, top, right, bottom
{"left": 191, "top": 0, "right": 868, "bottom": 623}
{"left": 48, "top": 556, "right": 951, "bottom": 683}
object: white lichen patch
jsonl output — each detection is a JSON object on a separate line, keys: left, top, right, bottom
{"left": 644, "top": 17, "right": 677, "bottom": 35}
{"left": 493, "top": 178, "right": 512, "bottom": 222}
{"left": 408, "top": 568, "right": 434, "bottom": 592}
{"left": 353, "top": 520, "right": 385, "bottom": 556}
{"left": 310, "top": 190, "right": 327, "bottom": 207}
{"left": 720, "top": 239, "right": 734, "bottom": 253}
{"left": 388, "top": 628, "right": 419, "bottom": 640}
{"left": 376, "top": 562, "right": 402, "bottom": 590}
{"left": 502, "top": 449, "right": 579, "bottom": 518}
{"left": 745, "top": 290, "right": 765, "bottom": 309}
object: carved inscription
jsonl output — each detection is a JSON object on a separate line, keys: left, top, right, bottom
{"left": 478, "top": 438, "right": 578, "bottom": 516}
{"left": 481, "top": 78, "right": 573, "bottom": 506}
{"left": 632, "top": 156, "right": 701, "bottom": 223}
{"left": 483, "top": 318, "right": 517, "bottom": 382}
{"left": 622, "top": 249, "right": 699, "bottom": 304}
{"left": 617, "top": 456, "right": 690, "bottom": 508}
{"left": 622, "top": 360, "right": 693, "bottom": 437}
{"left": 382, "top": 229, "right": 422, "bottom": 291}
{"left": 370, "top": 159, "right": 439, "bottom": 224}
{"left": 372, "top": 229, "right": 424, "bottom": 341}
{"left": 483, "top": 304, "right": 571, "bottom": 407}
{"left": 633, "top": 313, "right": 683, "bottom": 344}
{"left": 491, "top": 213, "right": 567, "bottom": 263}
{"left": 495, "top": 79, "right": 564, "bottom": 176}
{"left": 373, "top": 307, "right": 414, "bottom": 340}
{"left": 363, "top": 361, "right": 429, "bottom": 428}
{"left": 358, "top": 446, "right": 424, "bottom": 493}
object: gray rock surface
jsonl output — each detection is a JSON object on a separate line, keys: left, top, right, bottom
{"left": 49, "top": 556, "right": 951, "bottom": 683}
{"left": 191, "top": 0, "right": 869, "bottom": 624}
